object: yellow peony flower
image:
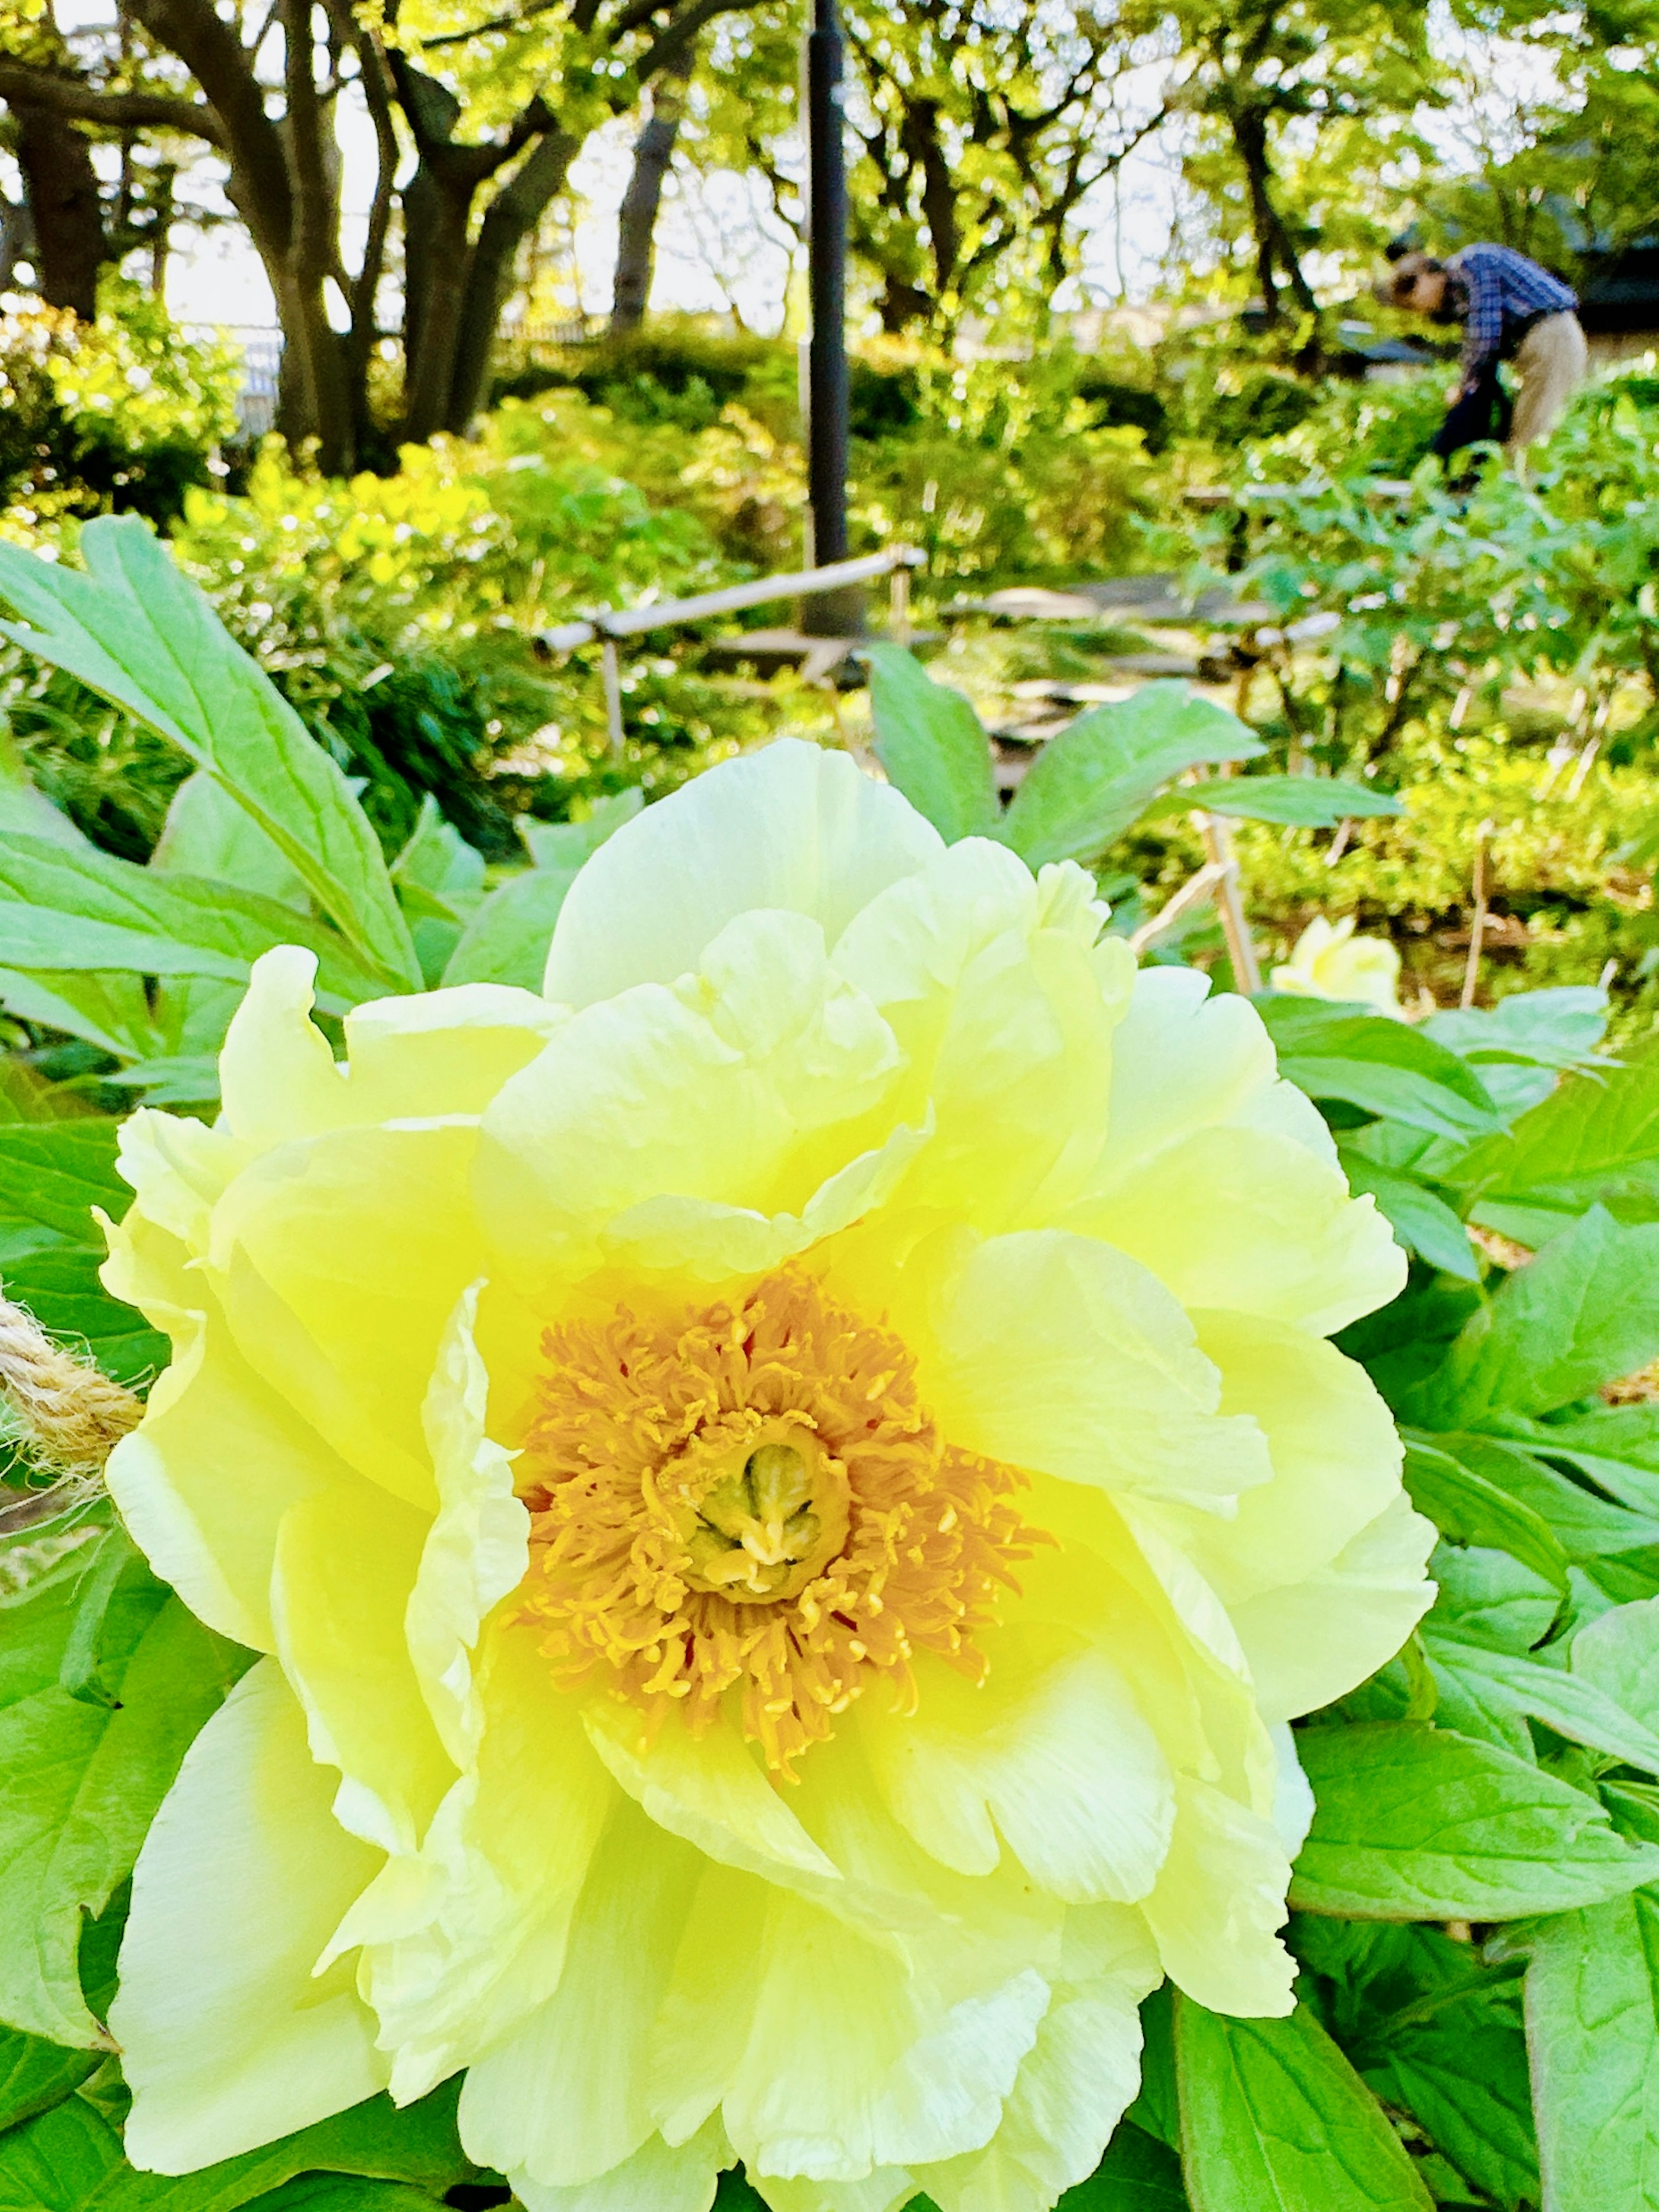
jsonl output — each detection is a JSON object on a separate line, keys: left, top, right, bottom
{"left": 1271, "top": 915, "right": 1405, "bottom": 1017}
{"left": 101, "top": 740, "right": 1433, "bottom": 2212}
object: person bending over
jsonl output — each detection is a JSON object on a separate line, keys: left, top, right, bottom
{"left": 1380, "top": 244, "right": 1587, "bottom": 464}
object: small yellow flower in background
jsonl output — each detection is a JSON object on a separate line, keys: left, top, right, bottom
{"left": 101, "top": 741, "right": 1433, "bottom": 2212}
{"left": 1271, "top": 915, "right": 1406, "bottom": 1018}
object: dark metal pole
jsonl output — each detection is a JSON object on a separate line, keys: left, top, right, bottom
{"left": 801, "top": 0, "right": 863, "bottom": 636}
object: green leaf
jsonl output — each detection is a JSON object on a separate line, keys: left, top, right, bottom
{"left": 0, "top": 1520, "right": 249, "bottom": 2046}
{"left": 1408, "top": 1207, "right": 1659, "bottom": 1427}
{"left": 85, "top": 2080, "right": 486, "bottom": 2212}
{"left": 1063, "top": 2123, "right": 1189, "bottom": 2209}
{"left": 1338, "top": 1150, "right": 1478, "bottom": 1280}
{"left": 150, "top": 773, "right": 309, "bottom": 912}
{"left": 1291, "top": 1914, "right": 1537, "bottom": 2206}
{"left": 0, "top": 1246, "right": 166, "bottom": 1388}
{"left": 1446, "top": 1033, "right": 1659, "bottom": 1229}
{"left": 0, "top": 970, "right": 159, "bottom": 1061}
{"left": 442, "top": 866, "right": 573, "bottom": 990}
{"left": 863, "top": 644, "right": 1000, "bottom": 844}
{"left": 0, "top": 835, "right": 386, "bottom": 1015}
{"left": 999, "top": 681, "right": 1262, "bottom": 867}
{"left": 1173, "top": 1996, "right": 1432, "bottom": 2210}
{"left": 0, "top": 518, "right": 419, "bottom": 992}
{"left": 0, "top": 2095, "right": 125, "bottom": 2211}
{"left": 1432, "top": 1430, "right": 1659, "bottom": 1561}
{"left": 1401, "top": 1438, "right": 1570, "bottom": 1592}
{"left": 1516, "top": 1403, "right": 1659, "bottom": 1516}
{"left": 1255, "top": 998, "right": 1503, "bottom": 1143}
{"left": 238, "top": 2185, "right": 449, "bottom": 2212}
{"left": 1571, "top": 1596, "right": 1659, "bottom": 1736}
{"left": 519, "top": 787, "right": 643, "bottom": 873}
{"left": 1520, "top": 1887, "right": 1659, "bottom": 2210}
{"left": 0, "top": 2029, "right": 99, "bottom": 2137}
{"left": 447, "top": 792, "right": 645, "bottom": 990}
{"left": 1169, "top": 774, "right": 1402, "bottom": 826}
{"left": 0, "top": 1123, "right": 126, "bottom": 1244}
{"left": 1422, "top": 1623, "right": 1659, "bottom": 1771}
{"left": 1290, "top": 1721, "right": 1659, "bottom": 1920}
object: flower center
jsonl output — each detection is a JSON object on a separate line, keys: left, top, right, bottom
{"left": 657, "top": 1429, "right": 851, "bottom": 1603}
{"left": 514, "top": 1270, "right": 1039, "bottom": 1774}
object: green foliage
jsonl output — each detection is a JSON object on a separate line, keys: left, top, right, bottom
{"left": 0, "top": 283, "right": 241, "bottom": 528}
{"left": 14, "top": 505, "right": 1659, "bottom": 2212}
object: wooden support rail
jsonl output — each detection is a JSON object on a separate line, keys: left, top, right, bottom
{"left": 537, "top": 545, "right": 925, "bottom": 655}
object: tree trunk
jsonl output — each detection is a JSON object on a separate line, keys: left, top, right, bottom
{"left": 401, "top": 160, "right": 477, "bottom": 443}
{"left": 0, "top": 193, "right": 33, "bottom": 293}
{"left": 610, "top": 43, "right": 692, "bottom": 334}
{"left": 1232, "top": 105, "right": 1316, "bottom": 327}
{"left": 13, "top": 102, "right": 106, "bottom": 318}
{"left": 445, "top": 126, "right": 578, "bottom": 433}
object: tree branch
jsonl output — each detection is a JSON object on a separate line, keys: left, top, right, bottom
{"left": 0, "top": 60, "right": 226, "bottom": 146}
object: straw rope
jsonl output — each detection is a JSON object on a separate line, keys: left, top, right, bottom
{"left": 0, "top": 1292, "right": 142, "bottom": 1481}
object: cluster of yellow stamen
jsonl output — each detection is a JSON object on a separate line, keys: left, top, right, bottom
{"left": 515, "top": 1270, "right": 1037, "bottom": 1774}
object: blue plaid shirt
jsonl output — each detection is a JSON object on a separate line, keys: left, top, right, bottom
{"left": 1449, "top": 244, "right": 1577, "bottom": 391}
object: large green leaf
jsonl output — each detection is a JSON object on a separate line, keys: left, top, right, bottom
{"left": 1294, "top": 1917, "right": 1537, "bottom": 2212}
{"left": 1290, "top": 1721, "right": 1659, "bottom": 1920}
{"left": 1256, "top": 998, "right": 1503, "bottom": 1143}
{"left": 1338, "top": 1151, "right": 1478, "bottom": 1281}
{"left": 998, "top": 682, "right": 1262, "bottom": 866}
{"left": 1446, "top": 1033, "right": 1659, "bottom": 1232}
{"left": 0, "top": 1125, "right": 165, "bottom": 1386}
{"left": 85, "top": 2081, "right": 486, "bottom": 2212}
{"left": 1521, "top": 1888, "right": 1659, "bottom": 2211}
{"left": 1173, "top": 1996, "right": 1432, "bottom": 2210}
{"left": 0, "top": 1521, "right": 248, "bottom": 2046}
{"left": 446, "top": 792, "right": 644, "bottom": 990}
{"left": 1400, "top": 1437, "right": 1570, "bottom": 1592}
{"left": 1422, "top": 1623, "right": 1659, "bottom": 1771}
{"left": 1405, "top": 1206, "right": 1659, "bottom": 1428}
{"left": 236, "top": 2184, "right": 448, "bottom": 2212}
{"left": 0, "top": 519, "right": 418, "bottom": 993}
{"left": 150, "top": 773, "right": 310, "bottom": 912}
{"left": 1160, "top": 774, "right": 1402, "bottom": 827}
{"left": 0, "top": 836, "right": 385, "bottom": 1015}
{"left": 863, "top": 644, "right": 1000, "bottom": 844}
{"left": 0, "top": 2095, "right": 125, "bottom": 2212}
{"left": 1064, "top": 2122, "right": 1189, "bottom": 2209}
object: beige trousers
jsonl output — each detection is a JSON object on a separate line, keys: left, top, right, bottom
{"left": 1507, "top": 311, "right": 1589, "bottom": 456}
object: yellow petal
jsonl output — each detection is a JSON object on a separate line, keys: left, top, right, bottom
{"left": 218, "top": 947, "right": 356, "bottom": 1151}
{"left": 858, "top": 1641, "right": 1175, "bottom": 1904}
{"left": 832, "top": 841, "right": 1133, "bottom": 1232}
{"left": 350, "top": 1625, "right": 615, "bottom": 2099}
{"left": 916, "top": 1906, "right": 1156, "bottom": 2212}
{"left": 479, "top": 910, "right": 902, "bottom": 1295}
{"left": 1138, "top": 1311, "right": 1408, "bottom": 1609}
{"left": 507, "top": 2114, "right": 730, "bottom": 2212}
{"left": 458, "top": 1794, "right": 703, "bottom": 2189}
{"left": 1230, "top": 1491, "right": 1437, "bottom": 1723}
{"left": 544, "top": 738, "right": 942, "bottom": 1009}
{"left": 207, "top": 1121, "right": 486, "bottom": 1508}
{"left": 725, "top": 1888, "right": 1048, "bottom": 2182}
{"left": 271, "top": 1485, "right": 454, "bottom": 1854}
{"left": 1140, "top": 1776, "right": 1294, "bottom": 2017}
{"left": 922, "top": 1229, "right": 1274, "bottom": 1511}
{"left": 406, "top": 1285, "right": 531, "bottom": 1767}
{"left": 1066, "top": 1124, "right": 1404, "bottom": 1337}
{"left": 103, "top": 1225, "right": 360, "bottom": 1651}
{"left": 114, "top": 1660, "right": 387, "bottom": 2173}
{"left": 342, "top": 984, "right": 565, "bottom": 1120}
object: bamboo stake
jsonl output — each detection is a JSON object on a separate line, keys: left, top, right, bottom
{"left": 601, "top": 638, "right": 625, "bottom": 759}
{"left": 1460, "top": 817, "right": 1494, "bottom": 1010}
{"left": 1192, "top": 810, "right": 1262, "bottom": 993}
